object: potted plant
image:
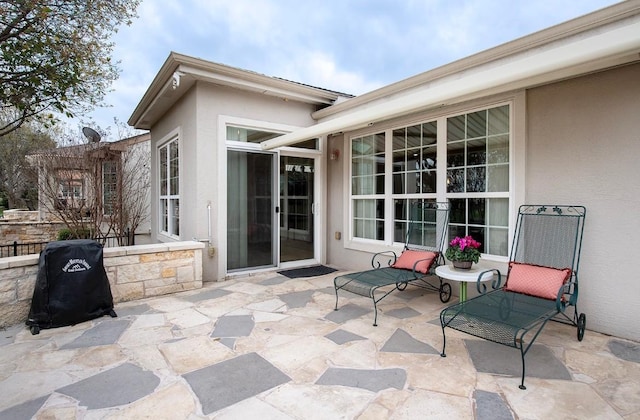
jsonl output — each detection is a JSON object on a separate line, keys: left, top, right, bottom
{"left": 445, "top": 235, "right": 481, "bottom": 270}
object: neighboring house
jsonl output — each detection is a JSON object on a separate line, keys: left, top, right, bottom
{"left": 28, "top": 133, "right": 151, "bottom": 242}
{"left": 129, "top": 1, "right": 640, "bottom": 341}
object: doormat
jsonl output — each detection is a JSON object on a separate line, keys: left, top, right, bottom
{"left": 278, "top": 265, "right": 337, "bottom": 279}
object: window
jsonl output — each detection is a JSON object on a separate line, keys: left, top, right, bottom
{"left": 102, "top": 161, "right": 118, "bottom": 216}
{"left": 446, "top": 105, "right": 510, "bottom": 256}
{"left": 226, "top": 126, "right": 281, "bottom": 143}
{"left": 392, "top": 121, "right": 438, "bottom": 195}
{"left": 159, "top": 137, "right": 179, "bottom": 237}
{"left": 349, "top": 104, "right": 511, "bottom": 257}
{"left": 56, "top": 170, "right": 85, "bottom": 210}
{"left": 351, "top": 133, "right": 385, "bottom": 240}
{"left": 59, "top": 180, "right": 83, "bottom": 199}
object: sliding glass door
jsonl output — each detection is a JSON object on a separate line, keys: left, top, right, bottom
{"left": 227, "top": 150, "right": 276, "bottom": 270}
{"left": 279, "top": 156, "right": 315, "bottom": 263}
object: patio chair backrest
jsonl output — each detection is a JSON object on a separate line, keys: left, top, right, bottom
{"left": 510, "top": 205, "right": 586, "bottom": 274}
{"left": 404, "top": 201, "right": 450, "bottom": 256}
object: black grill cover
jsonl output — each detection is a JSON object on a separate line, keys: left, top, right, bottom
{"left": 27, "top": 239, "right": 116, "bottom": 333}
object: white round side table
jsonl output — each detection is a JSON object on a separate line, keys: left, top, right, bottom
{"left": 435, "top": 265, "right": 494, "bottom": 302}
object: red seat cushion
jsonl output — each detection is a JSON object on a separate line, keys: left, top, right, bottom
{"left": 505, "top": 262, "right": 572, "bottom": 300}
{"left": 391, "top": 250, "right": 438, "bottom": 274}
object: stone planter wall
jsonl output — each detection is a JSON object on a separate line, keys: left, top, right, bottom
{"left": 0, "top": 209, "right": 40, "bottom": 222}
{"left": 0, "top": 221, "right": 66, "bottom": 246}
{"left": 0, "top": 241, "right": 204, "bottom": 328}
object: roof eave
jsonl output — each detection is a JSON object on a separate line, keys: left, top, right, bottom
{"left": 312, "top": 0, "right": 640, "bottom": 121}
{"left": 128, "top": 52, "right": 349, "bottom": 130}
{"left": 262, "top": 3, "right": 640, "bottom": 150}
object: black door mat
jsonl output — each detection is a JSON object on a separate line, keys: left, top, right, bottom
{"left": 278, "top": 265, "right": 337, "bottom": 279}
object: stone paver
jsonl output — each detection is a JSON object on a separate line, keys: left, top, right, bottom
{"left": 0, "top": 270, "right": 638, "bottom": 418}
{"left": 211, "top": 314, "right": 255, "bottom": 337}
{"left": 60, "top": 319, "right": 130, "bottom": 349}
{"left": 381, "top": 328, "right": 439, "bottom": 354}
{"left": 56, "top": 363, "right": 160, "bottom": 409}
{"left": 325, "top": 329, "right": 367, "bottom": 345}
{"left": 474, "top": 390, "right": 514, "bottom": 420}
{"left": 386, "top": 307, "right": 421, "bottom": 320}
{"left": 324, "top": 303, "right": 370, "bottom": 324}
{"left": 609, "top": 339, "right": 640, "bottom": 363}
{"left": 316, "top": 367, "right": 406, "bottom": 392}
{"left": 183, "top": 352, "right": 290, "bottom": 415}
{"left": 466, "top": 340, "right": 571, "bottom": 381}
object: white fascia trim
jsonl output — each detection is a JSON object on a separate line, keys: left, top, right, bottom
{"left": 261, "top": 18, "right": 640, "bottom": 150}
{"left": 180, "top": 65, "right": 337, "bottom": 105}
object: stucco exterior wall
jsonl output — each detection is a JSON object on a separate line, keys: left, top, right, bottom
{"left": 197, "top": 84, "right": 319, "bottom": 281}
{"left": 325, "top": 133, "right": 376, "bottom": 272}
{"left": 324, "top": 63, "right": 640, "bottom": 340}
{"left": 526, "top": 62, "right": 640, "bottom": 341}
{"left": 149, "top": 82, "right": 320, "bottom": 282}
{"left": 149, "top": 87, "right": 199, "bottom": 265}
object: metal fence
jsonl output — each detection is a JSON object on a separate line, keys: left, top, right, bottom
{"left": 0, "top": 234, "right": 133, "bottom": 258}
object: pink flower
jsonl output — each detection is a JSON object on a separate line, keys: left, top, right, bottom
{"left": 449, "top": 235, "right": 481, "bottom": 250}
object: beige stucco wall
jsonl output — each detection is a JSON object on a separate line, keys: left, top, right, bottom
{"left": 325, "top": 62, "right": 640, "bottom": 341}
{"left": 149, "top": 82, "right": 320, "bottom": 282}
{"left": 325, "top": 133, "right": 382, "bottom": 271}
{"left": 526, "top": 62, "right": 640, "bottom": 341}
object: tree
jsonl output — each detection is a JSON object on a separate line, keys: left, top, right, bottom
{"left": 0, "top": 0, "right": 140, "bottom": 138}
{"left": 28, "top": 138, "right": 103, "bottom": 238}
{"left": 104, "top": 136, "right": 150, "bottom": 245}
{"left": 106, "top": 119, "right": 150, "bottom": 244}
{"left": 28, "top": 123, "right": 150, "bottom": 245}
{"left": 0, "top": 116, "right": 56, "bottom": 209}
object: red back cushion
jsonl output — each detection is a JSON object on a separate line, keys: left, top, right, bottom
{"left": 505, "top": 262, "right": 572, "bottom": 300}
{"left": 391, "top": 250, "right": 438, "bottom": 274}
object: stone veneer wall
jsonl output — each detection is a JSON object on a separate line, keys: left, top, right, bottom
{"left": 0, "top": 221, "right": 66, "bottom": 245}
{"left": 0, "top": 241, "right": 204, "bottom": 328}
{"left": 0, "top": 210, "right": 40, "bottom": 222}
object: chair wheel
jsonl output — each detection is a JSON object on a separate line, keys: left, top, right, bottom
{"left": 577, "top": 313, "right": 586, "bottom": 341}
{"left": 439, "top": 283, "right": 452, "bottom": 303}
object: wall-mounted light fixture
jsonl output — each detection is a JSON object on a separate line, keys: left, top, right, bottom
{"left": 172, "top": 71, "right": 185, "bottom": 90}
{"left": 330, "top": 149, "right": 340, "bottom": 161}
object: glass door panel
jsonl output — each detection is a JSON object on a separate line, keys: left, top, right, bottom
{"left": 280, "top": 156, "right": 314, "bottom": 262}
{"left": 227, "top": 150, "right": 275, "bottom": 270}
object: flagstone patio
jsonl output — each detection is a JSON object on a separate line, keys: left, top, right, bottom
{"left": 0, "top": 270, "right": 638, "bottom": 419}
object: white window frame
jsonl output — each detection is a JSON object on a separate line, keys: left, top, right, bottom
{"left": 58, "top": 179, "right": 84, "bottom": 199}
{"left": 443, "top": 104, "right": 511, "bottom": 257}
{"left": 351, "top": 133, "right": 386, "bottom": 242}
{"left": 217, "top": 115, "right": 326, "bottom": 279}
{"left": 158, "top": 131, "right": 180, "bottom": 239}
{"left": 344, "top": 93, "right": 525, "bottom": 263}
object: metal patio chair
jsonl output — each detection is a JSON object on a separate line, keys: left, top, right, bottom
{"left": 334, "top": 201, "right": 451, "bottom": 326}
{"left": 440, "top": 204, "right": 587, "bottom": 389}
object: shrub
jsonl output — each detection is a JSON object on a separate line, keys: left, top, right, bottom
{"left": 57, "top": 228, "right": 92, "bottom": 240}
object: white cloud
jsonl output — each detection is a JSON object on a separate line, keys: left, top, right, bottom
{"left": 68, "top": 0, "right": 621, "bottom": 139}
{"left": 279, "top": 50, "right": 384, "bottom": 95}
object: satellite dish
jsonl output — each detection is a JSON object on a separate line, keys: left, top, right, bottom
{"left": 82, "top": 126, "right": 101, "bottom": 143}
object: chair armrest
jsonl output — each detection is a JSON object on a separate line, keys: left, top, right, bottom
{"left": 556, "top": 279, "right": 578, "bottom": 311}
{"left": 476, "top": 269, "right": 503, "bottom": 294}
{"left": 371, "top": 250, "right": 398, "bottom": 268}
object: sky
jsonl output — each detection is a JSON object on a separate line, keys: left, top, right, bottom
{"left": 74, "top": 0, "right": 622, "bottom": 140}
